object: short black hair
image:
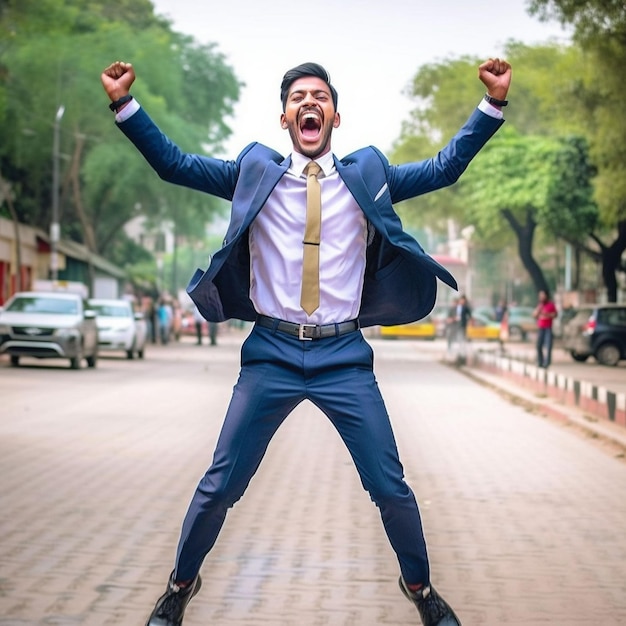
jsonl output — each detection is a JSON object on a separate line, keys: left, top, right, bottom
{"left": 280, "top": 62, "right": 338, "bottom": 111}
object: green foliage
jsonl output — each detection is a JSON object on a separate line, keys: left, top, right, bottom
{"left": 529, "top": 0, "right": 626, "bottom": 44}
{"left": 0, "top": 0, "right": 241, "bottom": 273}
{"left": 541, "top": 135, "right": 598, "bottom": 236}
{"left": 463, "top": 127, "right": 597, "bottom": 240}
{"left": 392, "top": 43, "right": 587, "bottom": 235}
{"left": 528, "top": 0, "right": 626, "bottom": 225}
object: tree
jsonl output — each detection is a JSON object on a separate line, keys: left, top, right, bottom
{"left": 391, "top": 44, "right": 584, "bottom": 236}
{"left": 461, "top": 127, "right": 597, "bottom": 294}
{"left": 0, "top": 0, "right": 240, "bottom": 293}
{"left": 529, "top": 0, "right": 626, "bottom": 300}
{"left": 390, "top": 42, "right": 626, "bottom": 300}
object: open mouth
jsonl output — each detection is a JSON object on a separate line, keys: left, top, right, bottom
{"left": 300, "top": 111, "right": 322, "bottom": 140}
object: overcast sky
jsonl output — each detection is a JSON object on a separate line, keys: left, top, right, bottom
{"left": 149, "top": 0, "right": 569, "bottom": 158}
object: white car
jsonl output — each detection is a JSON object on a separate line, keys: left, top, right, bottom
{"left": 88, "top": 298, "right": 147, "bottom": 359}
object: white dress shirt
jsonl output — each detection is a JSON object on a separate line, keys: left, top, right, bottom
{"left": 249, "top": 150, "right": 367, "bottom": 325}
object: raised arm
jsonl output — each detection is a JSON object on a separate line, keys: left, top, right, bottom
{"left": 388, "top": 58, "right": 512, "bottom": 202}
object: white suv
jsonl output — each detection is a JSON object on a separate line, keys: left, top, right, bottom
{"left": 0, "top": 291, "right": 98, "bottom": 369}
{"left": 88, "top": 298, "right": 147, "bottom": 359}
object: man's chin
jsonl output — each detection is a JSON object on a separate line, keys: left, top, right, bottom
{"left": 297, "top": 141, "right": 330, "bottom": 159}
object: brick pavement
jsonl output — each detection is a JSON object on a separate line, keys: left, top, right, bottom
{"left": 1, "top": 332, "right": 626, "bottom": 625}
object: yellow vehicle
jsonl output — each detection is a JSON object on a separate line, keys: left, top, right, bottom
{"left": 379, "top": 316, "right": 437, "bottom": 340}
{"left": 466, "top": 313, "right": 501, "bottom": 341}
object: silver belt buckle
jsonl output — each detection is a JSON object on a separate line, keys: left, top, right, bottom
{"left": 298, "top": 323, "right": 316, "bottom": 341}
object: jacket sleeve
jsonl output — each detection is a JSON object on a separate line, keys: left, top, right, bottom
{"left": 388, "top": 108, "right": 504, "bottom": 203}
{"left": 116, "top": 106, "right": 248, "bottom": 201}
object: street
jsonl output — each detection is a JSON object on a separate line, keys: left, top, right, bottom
{"left": 1, "top": 329, "right": 625, "bottom": 625}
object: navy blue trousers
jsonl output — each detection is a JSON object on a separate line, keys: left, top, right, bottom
{"left": 174, "top": 323, "right": 430, "bottom": 585}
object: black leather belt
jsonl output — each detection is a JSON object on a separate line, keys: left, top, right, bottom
{"left": 256, "top": 314, "right": 359, "bottom": 341}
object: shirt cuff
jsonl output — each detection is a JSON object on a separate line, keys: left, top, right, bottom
{"left": 477, "top": 98, "right": 504, "bottom": 120}
{"left": 115, "top": 98, "right": 140, "bottom": 123}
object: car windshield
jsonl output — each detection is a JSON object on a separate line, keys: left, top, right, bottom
{"left": 90, "top": 303, "right": 131, "bottom": 318}
{"left": 6, "top": 296, "right": 79, "bottom": 315}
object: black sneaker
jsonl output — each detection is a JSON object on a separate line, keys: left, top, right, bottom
{"left": 399, "top": 577, "right": 461, "bottom": 626}
{"left": 146, "top": 572, "right": 202, "bottom": 626}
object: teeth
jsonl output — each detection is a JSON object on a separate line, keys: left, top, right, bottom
{"left": 303, "top": 113, "right": 319, "bottom": 120}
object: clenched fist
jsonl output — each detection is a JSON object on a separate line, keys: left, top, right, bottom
{"left": 478, "top": 58, "right": 512, "bottom": 103}
{"left": 101, "top": 61, "right": 136, "bottom": 104}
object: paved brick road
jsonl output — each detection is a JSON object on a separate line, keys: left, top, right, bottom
{"left": 1, "top": 330, "right": 625, "bottom": 625}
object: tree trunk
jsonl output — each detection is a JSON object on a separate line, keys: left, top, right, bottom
{"left": 501, "top": 206, "right": 550, "bottom": 294}
{"left": 590, "top": 219, "right": 626, "bottom": 303}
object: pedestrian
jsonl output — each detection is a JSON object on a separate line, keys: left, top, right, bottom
{"left": 192, "top": 304, "right": 204, "bottom": 345}
{"left": 533, "top": 289, "right": 558, "bottom": 368}
{"left": 208, "top": 321, "right": 218, "bottom": 346}
{"left": 494, "top": 298, "right": 507, "bottom": 323}
{"left": 101, "top": 56, "right": 511, "bottom": 626}
{"left": 445, "top": 297, "right": 459, "bottom": 350}
{"left": 157, "top": 298, "right": 172, "bottom": 345}
{"left": 446, "top": 295, "right": 472, "bottom": 363}
{"left": 455, "top": 295, "right": 473, "bottom": 342}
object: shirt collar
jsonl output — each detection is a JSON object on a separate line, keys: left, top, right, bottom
{"left": 290, "top": 150, "right": 335, "bottom": 178}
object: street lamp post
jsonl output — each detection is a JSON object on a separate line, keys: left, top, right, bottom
{"left": 50, "top": 104, "right": 65, "bottom": 281}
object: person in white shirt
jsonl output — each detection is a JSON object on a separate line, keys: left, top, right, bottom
{"left": 102, "top": 57, "right": 511, "bottom": 626}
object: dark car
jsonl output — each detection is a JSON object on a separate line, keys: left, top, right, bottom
{"left": 562, "top": 303, "right": 626, "bottom": 366}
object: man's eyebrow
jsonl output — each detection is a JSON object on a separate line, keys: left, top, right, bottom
{"left": 290, "top": 87, "right": 330, "bottom": 97}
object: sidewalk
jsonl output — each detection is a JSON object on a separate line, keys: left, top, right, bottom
{"left": 447, "top": 339, "right": 626, "bottom": 455}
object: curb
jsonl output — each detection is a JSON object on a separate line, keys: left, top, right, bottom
{"left": 443, "top": 350, "right": 626, "bottom": 459}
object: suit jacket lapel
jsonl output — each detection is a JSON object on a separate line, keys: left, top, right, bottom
{"left": 226, "top": 156, "right": 291, "bottom": 243}
{"left": 334, "top": 159, "right": 389, "bottom": 236}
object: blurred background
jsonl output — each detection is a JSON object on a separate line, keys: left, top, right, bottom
{"left": 0, "top": 0, "right": 623, "bottom": 323}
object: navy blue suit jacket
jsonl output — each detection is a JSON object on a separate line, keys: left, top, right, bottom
{"left": 118, "top": 107, "right": 503, "bottom": 327}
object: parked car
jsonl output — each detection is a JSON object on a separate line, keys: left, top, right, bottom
{"left": 0, "top": 291, "right": 98, "bottom": 369}
{"left": 504, "top": 306, "right": 537, "bottom": 341}
{"left": 88, "top": 298, "right": 147, "bottom": 359}
{"left": 472, "top": 306, "right": 497, "bottom": 322}
{"left": 379, "top": 314, "right": 437, "bottom": 340}
{"left": 562, "top": 303, "right": 626, "bottom": 366}
{"left": 466, "top": 313, "right": 501, "bottom": 342}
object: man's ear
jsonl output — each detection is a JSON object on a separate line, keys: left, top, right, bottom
{"left": 280, "top": 113, "right": 288, "bottom": 129}
{"left": 333, "top": 112, "right": 341, "bottom": 128}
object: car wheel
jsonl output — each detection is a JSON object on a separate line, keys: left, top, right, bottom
{"left": 137, "top": 346, "right": 145, "bottom": 359}
{"left": 508, "top": 325, "right": 524, "bottom": 341}
{"left": 570, "top": 351, "right": 589, "bottom": 362}
{"left": 86, "top": 352, "right": 98, "bottom": 368}
{"left": 595, "top": 342, "right": 621, "bottom": 366}
{"left": 10, "top": 355, "right": 19, "bottom": 367}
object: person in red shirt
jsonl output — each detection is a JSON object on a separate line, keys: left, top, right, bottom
{"left": 533, "top": 289, "right": 558, "bottom": 368}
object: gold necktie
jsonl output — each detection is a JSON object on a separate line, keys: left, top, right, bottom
{"left": 300, "top": 161, "right": 322, "bottom": 315}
